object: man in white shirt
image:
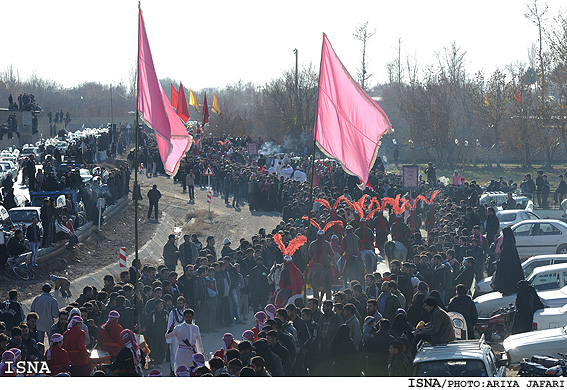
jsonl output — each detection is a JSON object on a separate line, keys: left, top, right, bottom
{"left": 165, "top": 308, "right": 204, "bottom": 371}
{"left": 166, "top": 296, "right": 187, "bottom": 375}
{"left": 293, "top": 167, "right": 307, "bottom": 183}
{"left": 281, "top": 164, "right": 293, "bottom": 180}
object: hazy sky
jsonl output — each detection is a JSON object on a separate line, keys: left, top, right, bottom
{"left": 2, "top": 0, "right": 565, "bottom": 91}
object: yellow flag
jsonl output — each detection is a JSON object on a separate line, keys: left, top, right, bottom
{"left": 188, "top": 89, "right": 200, "bottom": 112}
{"left": 212, "top": 93, "right": 221, "bottom": 115}
{"left": 483, "top": 94, "right": 489, "bottom": 107}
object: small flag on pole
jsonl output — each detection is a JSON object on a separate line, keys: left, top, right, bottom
{"left": 189, "top": 89, "right": 200, "bottom": 112}
{"left": 171, "top": 84, "right": 178, "bottom": 109}
{"left": 212, "top": 93, "right": 221, "bottom": 115}
{"left": 202, "top": 92, "right": 209, "bottom": 127}
{"left": 177, "top": 82, "right": 190, "bottom": 123}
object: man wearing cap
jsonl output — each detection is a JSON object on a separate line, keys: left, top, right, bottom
{"left": 221, "top": 238, "right": 234, "bottom": 259}
{"left": 166, "top": 309, "right": 204, "bottom": 371}
{"left": 30, "top": 283, "right": 59, "bottom": 344}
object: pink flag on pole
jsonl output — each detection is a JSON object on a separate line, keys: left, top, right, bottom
{"left": 137, "top": 8, "right": 191, "bottom": 176}
{"left": 314, "top": 34, "right": 391, "bottom": 185}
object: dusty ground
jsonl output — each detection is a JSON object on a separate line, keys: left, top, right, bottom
{"left": 137, "top": 173, "right": 283, "bottom": 254}
{"left": 0, "top": 202, "right": 158, "bottom": 302}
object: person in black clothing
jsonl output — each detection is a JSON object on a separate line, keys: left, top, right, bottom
{"left": 512, "top": 280, "right": 544, "bottom": 334}
{"left": 148, "top": 299, "right": 168, "bottom": 364}
{"left": 365, "top": 318, "right": 394, "bottom": 376}
{"left": 447, "top": 284, "right": 478, "bottom": 339}
{"left": 147, "top": 184, "right": 161, "bottom": 220}
{"left": 455, "top": 257, "right": 476, "bottom": 292}
{"left": 330, "top": 324, "right": 359, "bottom": 376}
{"left": 266, "top": 329, "right": 292, "bottom": 376}
{"left": 248, "top": 257, "right": 269, "bottom": 311}
{"left": 485, "top": 207, "right": 499, "bottom": 246}
{"left": 104, "top": 329, "right": 145, "bottom": 376}
{"left": 493, "top": 227, "right": 524, "bottom": 295}
{"left": 0, "top": 290, "right": 25, "bottom": 336}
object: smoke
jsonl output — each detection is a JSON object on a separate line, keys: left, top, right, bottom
{"left": 259, "top": 132, "right": 314, "bottom": 156}
{"left": 258, "top": 141, "right": 283, "bottom": 156}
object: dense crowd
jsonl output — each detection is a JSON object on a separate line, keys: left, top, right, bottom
{"left": 0, "top": 130, "right": 552, "bottom": 377}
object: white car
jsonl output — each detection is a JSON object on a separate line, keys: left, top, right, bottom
{"left": 532, "top": 304, "right": 567, "bottom": 331}
{"left": 497, "top": 210, "right": 540, "bottom": 230}
{"left": 476, "top": 254, "right": 567, "bottom": 295}
{"left": 0, "top": 161, "right": 18, "bottom": 177}
{"left": 475, "top": 263, "right": 567, "bottom": 317}
{"left": 20, "top": 146, "right": 39, "bottom": 158}
{"left": 503, "top": 326, "right": 567, "bottom": 364}
{"left": 413, "top": 337, "right": 507, "bottom": 376}
{"left": 511, "top": 219, "right": 567, "bottom": 257}
{"left": 480, "top": 191, "right": 532, "bottom": 211}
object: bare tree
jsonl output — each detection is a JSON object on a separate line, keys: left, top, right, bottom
{"left": 353, "top": 21, "right": 376, "bottom": 90}
{"left": 526, "top": 0, "right": 554, "bottom": 168}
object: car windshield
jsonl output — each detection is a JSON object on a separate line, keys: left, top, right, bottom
{"left": 415, "top": 360, "right": 487, "bottom": 376}
{"left": 8, "top": 209, "right": 38, "bottom": 222}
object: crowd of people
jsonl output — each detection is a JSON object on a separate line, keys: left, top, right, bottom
{"left": 8, "top": 93, "right": 40, "bottom": 112}
{"left": 0, "top": 127, "right": 131, "bottom": 271}
{"left": 0, "top": 128, "right": 554, "bottom": 377}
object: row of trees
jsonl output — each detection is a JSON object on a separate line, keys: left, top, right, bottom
{"left": 2, "top": 1, "right": 567, "bottom": 164}
{"left": 382, "top": 1, "right": 567, "bottom": 169}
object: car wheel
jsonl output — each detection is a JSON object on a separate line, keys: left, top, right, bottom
{"left": 557, "top": 244, "right": 567, "bottom": 254}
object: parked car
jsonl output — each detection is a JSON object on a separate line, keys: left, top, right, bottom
{"left": 497, "top": 210, "right": 540, "bottom": 230}
{"left": 532, "top": 303, "right": 567, "bottom": 331}
{"left": 475, "top": 263, "right": 567, "bottom": 317}
{"left": 20, "top": 146, "right": 39, "bottom": 159}
{"left": 503, "top": 326, "right": 567, "bottom": 365}
{"left": 8, "top": 207, "right": 43, "bottom": 233}
{"left": 476, "top": 254, "right": 567, "bottom": 295}
{"left": 0, "top": 161, "right": 18, "bottom": 177}
{"left": 413, "top": 336, "right": 508, "bottom": 376}
{"left": 480, "top": 191, "right": 533, "bottom": 211}
{"left": 510, "top": 219, "right": 567, "bottom": 257}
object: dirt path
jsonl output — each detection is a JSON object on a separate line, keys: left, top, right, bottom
{"left": 138, "top": 174, "right": 283, "bottom": 251}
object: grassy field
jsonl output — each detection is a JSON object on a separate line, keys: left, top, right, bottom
{"left": 388, "top": 163, "right": 567, "bottom": 189}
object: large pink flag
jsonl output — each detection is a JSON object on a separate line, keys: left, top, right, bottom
{"left": 314, "top": 34, "right": 391, "bottom": 185}
{"left": 136, "top": 9, "right": 191, "bottom": 176}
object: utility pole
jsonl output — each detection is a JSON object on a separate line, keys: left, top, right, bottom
{"left": 293, "top": 48, "right": 300, "bottom": 133}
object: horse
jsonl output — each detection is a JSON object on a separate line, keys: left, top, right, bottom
{"left": 383, "top": 240, "right": 408, "bottom": 270}
{"left": 309, "top": 264, "right": 333, "bottom": 303}
{"left": 343, "top": 255, "right": 366, "bottom": 289}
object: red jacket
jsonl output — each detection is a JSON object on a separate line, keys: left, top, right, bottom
{"left": 97, "top": 321, "right": 124, "bottom": 359}
{"left": 47, "top": 345, "right": 71, "bottom": 376}
{"left": 63, "top": 326, "right": 90, "bottom": 366}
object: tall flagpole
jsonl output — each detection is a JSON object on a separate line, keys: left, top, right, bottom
{"left": 134, "top": 1, "right": 141, "bottom": 333}
{"left": 303, "top": 34, "right": 326, "bottom": 306}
